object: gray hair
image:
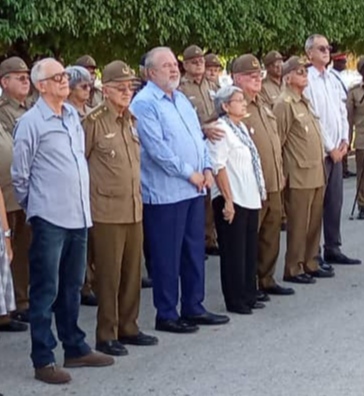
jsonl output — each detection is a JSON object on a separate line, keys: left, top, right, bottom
{"left": 65, "top": 66, "right": 91, "bottom": 89}
{"left": 30, "top": 57, "right": 55, "bottom": 85}
{"left": 305, "top": 34, "right": 326, "bottom": 53}
{"left": 145, "top": 47, "right": 174, "bottom": 69}
{"left": 214, "top": 85, "right": 243, "bottom": 116}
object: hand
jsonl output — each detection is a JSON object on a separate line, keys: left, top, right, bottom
{"left": 223, "top": 200, "right": 235, "bottom": 224}
{"left": 203, "top": 169, "right": 214, "bottom": 190}
{"left": 189, "top": 172, "right": 205, "bottom": 192}
{"left": 203, "top": 122, "right": 225, "bottom": 142}
{"left": 5, "top": 238, "right": 13, "bottom": 262}
{"left": 339, "top": 141, "right": 348, "bottom": 157}
{"left": 329, "top": 148, "right": 343, "bottom": 163}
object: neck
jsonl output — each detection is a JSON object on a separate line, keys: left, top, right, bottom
{"left": 227, "top": 114, "right": 241, "bottom": 125}
{"left": 311, "top": 62, "right": 326, "bottom": 73}
{"left": 68, "top": 96, "right": 86, "bottom": 114}
{"left": 188, "top": 73, "right": 203, "bottom": 84}
{"left": 6, "top": 92, "right": 27, "bottom": 105}
{"left": 268, "top": 75, "right": 281, "bottom": 85}
{"left": 42, "top": 95, "right": 64, "bottom": 115}
{"left": 244, "top": 89, "right": 257, "bottom": 100}
{"left": 289, "top": 84, "right": 304, "bottom": 96}
{"left": 107, "top": 100, "right": 127, "bottom": 116}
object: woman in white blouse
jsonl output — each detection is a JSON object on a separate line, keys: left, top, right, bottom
{"left": 208, "top": 86, "right": 266, "bottom": 315}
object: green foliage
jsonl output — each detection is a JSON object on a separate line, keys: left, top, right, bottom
{"left": 0, "top": 0, "right": 363, "bottom": 67}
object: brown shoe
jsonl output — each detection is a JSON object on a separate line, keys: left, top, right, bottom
{"left": 64, "top": 351, "right": 114, "bottom": 368}
{"left": 35, "top": 364, "right": 71, "bottom": 384}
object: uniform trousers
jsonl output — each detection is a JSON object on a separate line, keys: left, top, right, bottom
{"left": 143, "top": 196, "right": 206, "bottom": 321}
{"left": 90, "top": 222, "right": 142, "bottom": 343}
{"left": 355, "top": 149, "right": 364, "bottom": 209}
{"left": 257, "top": 191, "right": 281, "bottom": 289}
{"left": 213, "top": 196, "right": 258, "bottom": 309}
{"left": 284, "top": 187, "right": 324, "bottom": 277}
{"left": 7, "top": 209, "right": 31, "bottom": 312}
{"left": 81, "top": 236, "right": 95, "bottom": 297}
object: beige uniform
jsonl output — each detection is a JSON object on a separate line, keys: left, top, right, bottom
{"left": 83, "top": 101, "right": 142, "bottom": 342}
{"left": 244, "top": 94, "right": 284, "bottom": 289}
{"left": 260, "top": 76, "right": 283, "bottom": 108}
{"left": 347, "top": 82, "right": 364, "bottom": 208}
{"left": 0, "top": 95, "right": 32, "bottom": 313}
{"left": 179, "top": 75, "right": 218, "bottom": 250}
{"left": 274, "top": 87, "right": 325, "bottom": 277}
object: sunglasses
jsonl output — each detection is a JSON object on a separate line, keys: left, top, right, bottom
{"left": 316, "top": 45, "right": 332, "bottom": 53}
{"left": 78, "top": 83, "right": 91, "bottom": 90}
{"left": 106, "top": 85, "right": 135, "bottom": 93}
{"left": 190, "top": 58, "right": 205, "bottom": 66}
{"left": 40, "top": 72, "right": 70, "bottom": 83}
{"left": 295, "top": 68, "right": 308, "bottom": 75}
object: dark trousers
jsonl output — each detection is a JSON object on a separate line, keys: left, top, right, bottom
{"left": 29, "top": 217, "right": 91, "bottom": 368}
{"left": 213, "top": 197, "right": 259, "bottom": 309}
{"left": 143, "top": 197, "right": 206, "bottom": 321}
{"left": 142, "top": 228, "right": 151, "bottom": 278}
{"left": 323, "top": 157, "right": 343, "bottom": 254}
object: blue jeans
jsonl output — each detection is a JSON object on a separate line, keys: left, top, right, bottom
{"left": 29, "top": 217, "right": 91, "bottom": 368}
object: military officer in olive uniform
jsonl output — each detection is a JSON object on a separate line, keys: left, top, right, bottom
{"left": 347, "top": 57, "right": 364, "bottom": 219}
{"left": 204, "top": 53, "right": 222, "bottom": 88}
{"left": 0, "top": 57, "right": 33, "bottom": 323}
{"left": 273, "top": 56, "right": 334, "bottom": 283}
{"left": 179, "top": 45, "right": 220, "bottom": 256}
{"left": 75, "top": 55, "right": 103, "bottom": 108}
{"left": 232, "top": 54, "right": 294, "bottom": 297}
{"left": 260, "top": 51, "right": 284, "bottom": 108}
{"left": 82, "top": 60, "right": 158, "bottom": 357}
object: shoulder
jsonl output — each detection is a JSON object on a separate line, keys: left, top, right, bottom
{"left": 179, "top": 76, "right": 191, "bottom": 86}
{"left": 83, "top": 102, "right": 108, "bottom": 123}
{"left": 348, "top": 83, "right": 362, "bottom": 93}
{"left": 0, "top": 97, "right": 9, "bottom": 109}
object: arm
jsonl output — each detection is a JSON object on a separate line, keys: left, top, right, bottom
{"left": 82, "top": 117, "right": 95, "bottom": 159}
{"left": 11, "top": 120, "right": 38, "bottom": 210}
{"left": 0, "top": 187, "right": 13, "bottom": 261}
{"left": 272, "top": 99, "right": 293, "bottom": 147}
{"left": 346, "top": 90, "right": 355, "bottom": 147}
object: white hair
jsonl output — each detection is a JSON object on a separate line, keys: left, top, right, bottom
{"left": 214, "top": 85, "right": 243, "bottom": 116}
{"left": 304, "top": 34, "right": 326, "bottom": 54}
{"left": 30, "top": 58, "right": 55, "bottom": 85}
{"left": 145, "top": 47, "right": 174, "bottom": 69}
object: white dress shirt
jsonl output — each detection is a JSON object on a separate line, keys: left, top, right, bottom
{"left": 304, "top": 66, "right": 349, "bottom": 153}
{"left": 207, "top": 118, "right": 262, "bottom": 210}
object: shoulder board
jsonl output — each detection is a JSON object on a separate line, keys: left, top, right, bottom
{"left": 86, "top": 103, "right": 108, "bottom": 122}
{"left": 283, "top": 96, "right": 292, "bottom": 103}
{"left": 348, "top": 83, "right": 361, "bottom": 91}
{"left": 0, "top": 98, "right": 9, "bottom": 107}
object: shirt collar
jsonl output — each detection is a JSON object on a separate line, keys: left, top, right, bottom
{"left": 146, "top": 80, "right": 178, "bottom": 101}
{"left": 36, "top": 96, "right": 72, "bottom": 121}
{"left": 104, "top": 99, "right": 132, "bottom": 122}
{"left": 285, "top": 86, "right": 302, "bottom": 103}
{"left": 1, "top": 92, "right": 28, "bottom": 109}
{"left": 308, "top": 65, "right": 329, "bottom": 79}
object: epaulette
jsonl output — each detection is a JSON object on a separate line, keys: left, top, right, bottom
{"left": 86, "top": 103, "right": 108, "bottom": 122}
{"left": 0, "top": 98, "right": 9, "bottom": 108}
{"left": 283, "top": 96, "right": 292, "bottom": 103}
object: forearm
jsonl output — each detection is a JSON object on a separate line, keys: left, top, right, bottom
{"left": 214, "top": 168, "right": 233, "bottom": 203}
{"left": 0, "top": 189, "right": 10, "bottom": 230}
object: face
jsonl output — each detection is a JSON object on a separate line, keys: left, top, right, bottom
{"left": 36, "top": 60, "right": 70, "bottom": 101}
{"left": 103, "top": 80, "right": 134, "bottom": 110}
{"left": 70, "top": 81, "right": 91, "bottom": 103}
{"left": 234, "top": 71, "right": 263, "bottom": 95}
{"left": 1, "top": 72, "right": 30, "bottom": 100}
{"left": 205, "top": 66, "right": 221, "bottom": 83}
{"left": 86, "top": 67, "right": 97, "bottom": 84}
{"left": 183, "top": 56, "right": 205, "bottom": 77}
{"left": 222, "top": 91, "right": 247, "bottom": 120}
{"left": 307, "top": 36, "right": 331, "bottom": 67}
{"left": 333, "top": 59, "right": 347, "bottom": 72}
{"left": 148, "top": 50, "right": 180, "bottom": 92}
{"left": 266, "top": 60, "right": 283, "bottom": 79}
{"left": 286, "top": 67, "right": 308, "bottom": 89}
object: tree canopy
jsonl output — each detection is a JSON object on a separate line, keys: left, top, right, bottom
{"left": 0, "top": 0, "right": 363, "bottom": 66}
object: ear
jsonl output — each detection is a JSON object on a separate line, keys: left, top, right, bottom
{"left": 221, "top": 101, "right": 229, "bottom": 114}
{"left": 35, "top": 81, "right": 45, "bottom": 93}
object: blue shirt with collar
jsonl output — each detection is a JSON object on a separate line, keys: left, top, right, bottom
{"left": 130, "top": 81, "right": 211, "bottom": 204}
{"left": 11, "top": 97, "right": 92, "bottom": 229}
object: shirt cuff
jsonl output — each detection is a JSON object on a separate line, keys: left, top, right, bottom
{"left": 181, "top": 163, "right": 194, "bottom": 180}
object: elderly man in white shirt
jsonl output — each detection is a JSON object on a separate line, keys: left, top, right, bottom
{"left": 304, "top": 34, "right": 361, "bottom": 266}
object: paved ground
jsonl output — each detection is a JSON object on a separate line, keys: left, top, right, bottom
{"left": 1, "top": 174, "right": 364, "bottom": 396}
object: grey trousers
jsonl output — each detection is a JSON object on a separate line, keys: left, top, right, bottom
{"left": 323, "top": 157, "right": 343, "bottom": 254}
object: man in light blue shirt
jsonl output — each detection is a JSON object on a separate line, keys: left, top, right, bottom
{"left": 11, "top": 58, "right": 113, "bottom": 385}
{"left": 131, "top": 47, "right": 229, "bottom": 333}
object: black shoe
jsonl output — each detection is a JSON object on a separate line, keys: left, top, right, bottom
{"left": 250, "top": 301, "right": 265, "bottom": 309}
{"left": 181, "top": 311, "right": 230, "bottom": 326}
{"left": 306, "top": 268, "right": 335, "bottom": 278}
{"left": 262, "top": 284, "right": 295, "bottom": 296}
{"left": 11, "top": 309, "right": 29, "bottom": 323}
{"left": 226, "top": 305, "right": 252, "bottom": 315}
{"left": 343, "top": 170, "right": 356, "bottom": 178}
{"left": 256, "top": 290, "right": 270, "bottom": 302}
{"left": 142, "top": 277, "right": 153, "bottom": 288}
{"left": 205, "top": 246, "right": 220, "bottom": 256}
{"left": 95, "top": 340, "right": 128, "bottom": 356}
{"left": 283, "top": 274, "right": 316, "bottom": 284}
{"left": 0, "top": 319, "right": 28, "bottom": 332}
{"left": 358, "top": 208, "right": 364, "bottom": 220}
{"left": 81, "top": 293, "right": 98, "bottom": 306}
{"left": 119, "top": 331, "right": 158, "bottom": 346}
{"left": 155, "top": 318, "right": 199, "bottom": 334}
{"left": 324, "top": 252, "right": 362, "bottom": 265}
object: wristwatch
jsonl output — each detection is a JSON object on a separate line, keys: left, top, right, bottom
{"left": 4, "top": 229, "right": 11, "bottom": 238}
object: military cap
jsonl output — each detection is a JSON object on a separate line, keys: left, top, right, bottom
{"left": 0, "top": 56, "right": 29, "bottom": 78}
{"left": 232, "top": 54, "right": 261, "bottom": 74}
{"left": 205, "top": 53, "right": 222, "bottom": 68}
{"left": 331, "top": 53, "right": 347, "bottom": 61}
{"left": 282, "top": 56, "right": 309, "bottom": 76}
{"left": 75, "top": 55, "right": 97, "bottom": 68}
{"left": 183, "top": 45, "right": 204, "bottom": 61}
{"left": 357, "top": 57, "right": 364, "bottom": 73}
{"left": 101, "top": 60, "right": 136, "bottom": 84}
{"left": 263, "top": 51, "right": 283, "bottom": 67}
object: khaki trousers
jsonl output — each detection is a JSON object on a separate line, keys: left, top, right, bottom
{"left": 7, "top": 210, "right": 31, "bottom": 311}
{"left": 284, "top": 187, "right": 324, "bottom": 277}
{"left": 81, "top": 236, "right": 95, "bottom": 296}
{"left": 355, "top": 149, "right": 364, "bottom": 208}
{"left": 205, "top": 192, "right": 218, "bottom": 249}
{"left": 257, "top": 191, "right": 281, "bottom": 289}
{"left": 90, "top": 222, "right": 142, "bottom": 343}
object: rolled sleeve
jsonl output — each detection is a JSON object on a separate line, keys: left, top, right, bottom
{"left": 207, "top": 136, "right": 229, "bottom": 175}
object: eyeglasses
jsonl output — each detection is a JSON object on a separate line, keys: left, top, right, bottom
{"left": 190, "top": 58, "right": 205, "bottom": 66}
{"left": 40, "top": 72, "right": 70, "bottom": 83}
{"left": 316, "top": 45, "right": 332, "bottom": 53}
{"left": 295, "top": 68, "right": 308, "bottom": 76}
{"left": 77, "top": 83, "right": 91, "bottom": 90}
{"left": 229, "top": 98, "right": 247, "bottom": 104}
{"left": 247, "top": 72, "right": 264, "bottom": 80}
{"left": 9, "top": 75, "right": 30, "bottom": 83}
{"left": 106, "top": 85, "right": 135, "bottom": 93}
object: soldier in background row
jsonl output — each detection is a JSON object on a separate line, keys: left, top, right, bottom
{"left": 204, "top": 53, "right": 222, "bottom": 88}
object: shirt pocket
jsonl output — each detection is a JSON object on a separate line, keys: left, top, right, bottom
{"left": 96, "top": 134, "right": 118, "bottom": 160}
